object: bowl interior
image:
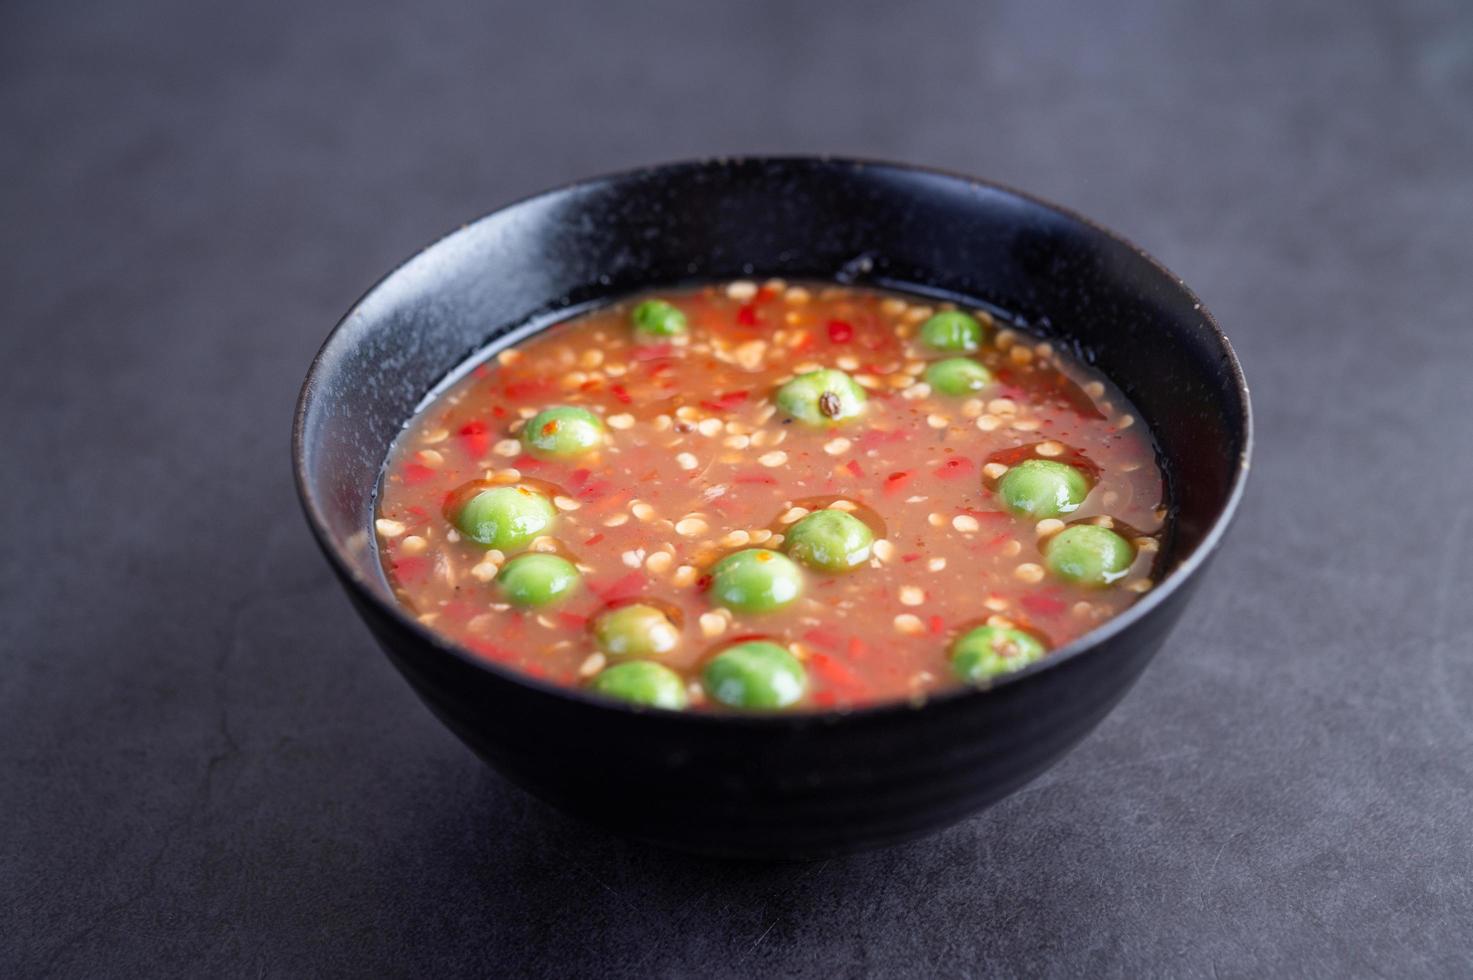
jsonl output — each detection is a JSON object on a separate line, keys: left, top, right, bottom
{"left": 296, "top": 158, "right": 1249, "bottom": 677}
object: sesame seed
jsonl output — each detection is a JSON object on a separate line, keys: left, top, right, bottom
{"left": 952, "top": 514, "right": 980, "bottom": 533}
{"left": 1015, "top": 563, "right": 1045, "bottom": 583}
{"left": 700, "top": 611, "right": 728, "bottom": 638}
{"left": 416, "top": 449, "right": 445, "bottom": 468}
{"left": 675, "top": 517, "right": 709, "bottom": 537}
{"left": 903, "top": 306, "right": 934, "bottom": 324}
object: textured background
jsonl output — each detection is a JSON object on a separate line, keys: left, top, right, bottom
{"left": 3, "top": 1, "right": 1471, "bottom": 976}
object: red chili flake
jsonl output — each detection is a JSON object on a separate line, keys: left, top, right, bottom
{"left": 632, "top": 343, "right": 675, "bottom": 362}
{"left": 901, "top": 553, "right": 922, "bottom": 563}
{"left": 792, "top": 331, "right": 817, "bottom": 353}
{"left": 810, "top": 653, "right": 862, "bottom": 689}
{"left": 695, "top": 574, "right": 713, "bottom": 592}
{"left": 402, "top": 463, "right": 436, "bottom": 485}
{"left": 928, "top": 615, "right": 946, "bottom": 636}
{"left": 610, "top": 383, "right": 632, "bottom": 404}
{"left": 593, "top": 572, "right": 647, "bottom": 602}
{"left": 583, "top": 533, "right": 604, "bottom": 546}
{"left": 847, "top": 636, "right": 867, "bottom": 659}
{"left": 1021, "top": 595, "right": 1067, "bottom": 618}
{"left": 503, "top": 378, "right": 553, "bottom": 401}
{"left": 882, "top": 470, "right": 914, "bottom": 495}
{"left": 576, "top": 479, "right": 614, "bottom": 501}
{"left": 568, "top": 468, "right": 591, "bottom": 488}
{"left": 934, "top": 457, "right": 975, "bottom": 479}
{"left": 512, "top": 454, "right": 547, "bottom": 470}
{"left": 556, "top": 612, "right": 588, "bottom": 629}
{"left": 734, "top": 471, "right": 778, "bottom": 485}
{"left": 826, "top": 319, "right": 854, "bottom": 343}
{"left": 579, "top": 379, "right": 601, "bottom": 393}
{"left": 391, "top": 556, "right": 430, "bottom": 584}
{"left": 856, "top": 428, "right": 906, "bottom": 452}
{"left": 736, "top": 303, "right": 758, "bottom": 327}
{"left": 812, "top": 690, "right": 839, "bottom": 708}
{"left": 465, "top": 638, "right": 516, "bottom": 662}
{"left": 803, "top": 627, "right": 844, "bottom": 650}
{"left": 455, "top": 420, "right": 490, "bottom": 458}
{"left": 757, "top": 283, "right": 781, "bottom": 302}
{"left": 472, "top": 364, "right": 491, "bottom": 378}
{"left": 843, "top": 459, "right": 865, "bottom": 479}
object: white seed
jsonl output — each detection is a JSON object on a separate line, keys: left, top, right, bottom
{"left": 725, "top": 434, "right": 751, "bottom": 449}
{"left": 982, "top": 462, "right": 1009, "bottom": 480}
{"left": 675, "top": 517, "right": 709, "bottom": 537}
{"left": 1091, "top": 515, "right": 1116, "bottom": 528}
{"left": 976, "top": 415, "right": 1002, "bottom": 432}
{"left": 928, "top": 513, "right": 945, "bottom": 528}
{"left": 1015, "top": 563, "right": 1045, "bottom": 583}
{"left": 719, "top": 529, "right": 751, "bottom": 548}
{"left": 422, "top": 428, "right": 449, "bottom": 445}
{"left": 952, "top": 514, "right": 980, "bottom": 533}
{"left": 700, "top": 611, "right": 728, "bottom": 638}
{"left": 530, "top": 536, "right": 558, "bottom": 553}
{"left": 446, "top": 529, "right": 460, "bottom": 543}
{"left": 580, "top": 349, "right": 605, "bottom": 369}
{"left": 560, "top": 371, "right": 588, "bottom": 389}
{"left": 827, "top": 499, "right": 858, "bottom": 512}
{"left": 399, "top": 535, "right": 427, "bottom": 555}
{"left": 697, "top": 418, "right": 723, "bottom": 437}
{"left": 1125, "top": 579, "right": 1154, "bottom": 593}
{"left": 673, "top": 564, "right": 698, "bottom": 587}
{"left": 785, "top": 286, "right": 811, "bottom": 304}
{"left": 903, "top": 305, "right": 934, "bottom": 324}
{"left": 836, "top": 354, "right": 860, "bottom": 371}
{"left": 1036, "top": 518, "right": 1065, "bottom": 538}
{"left": 493, "top": 439, "right": 520, "bottom": 457}
{"left": 677, "top": 452, "right": 699, "bottom": 471}
{"left": 1036, "top": 441, "right": 1065, "bottom": 457}
{"left": 961, "top": 399, "right": 984, "bottom": 418}
{"left": 873, "top": 539, "right": 896, "bottom": 562}
{"left": 631, "top": 501, "right": 656, "bottom": 521}
{"left": 1117, "top": 414, "right": 1136, "bottom": 430}
{"left": 604, "top": 513, "right": 630, "bottom": 527}
{"left": 416, "top": 449, "right": 445, "bottom": 468}
{"left": 899, "top": 586, "right": 926, "bottom": 607}
{"left": 749, "top": 529, "right": 773, "bottom": 544}
{"left": 1001, "top": 540, "right": 1022, "bottom": 557}
{"left": 607, "top": 413, "right": 635, "bottom": 430}
{"left": 824, "top": 437, "right": 852, "bottom": 455}
{"left": 901, "top": 383, "right": 932, "bottom": 401}
{"left": 621, "top": 549, "right": 645, "bottom": 568}
{"left": 375, "top": 519, "right": 406, "bottom": 538}
{"left": 1009, "top": 345, "right": 1034, "bottom": 365}
{"left": 984, "top": 596, "right": 1009, "bottom": 612}
{"left": 726, "top": 280, "right": 758, "bottom": 300}
{"left": 1012, "top": 418, "right": 1041, "bottom": 432}
{"left": 759, "top": 451, "right": 789, "bottom": 467}
{"left": 927, "top": 557, "right": 947, "bottom": 572}
{"left": 927, "top": 414, "right": 949, "bottom": 430}
{"left": 578, "top": 653, "right": 607, "bottom": 678}
{"left": 1135, "top": 537, "right": 1160, "bottom": 553}
{"left": 734, "top": 340, "right": 767, "bottom": 370}
{"left": 995, "top": 328, "right": 1018, "bottom": 350}
{"left": 653, "top": 414, "right": 672, "bottom": 431}
{"left": 645, "top": 551, "right": 673, "bottom": 574}
{"left": 553, "top": 496, "right": 581, "bottom": 511}
{"left": 894, "top": 613, "right": 925, "bottom": 635}
{"left": 1083, "top": 381, "right": 1106, "bottom": 399}
{"left": 987, "top": 398, "right": 1017, "bottom": 416}
{"left": 489, "top": 468, "right": 521, "bottom": 484}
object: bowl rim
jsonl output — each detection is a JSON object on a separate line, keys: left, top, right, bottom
{"left": 292, "top": 154, "right": 1253, "bottom": 729}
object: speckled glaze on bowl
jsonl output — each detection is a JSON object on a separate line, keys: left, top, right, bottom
{"left": 293, "top": 158, "right": 1251, "bottom": 859}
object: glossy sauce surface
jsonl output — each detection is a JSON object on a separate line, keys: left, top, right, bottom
{"left": 376, "top": 281, "right": 1165, "bottom": 711}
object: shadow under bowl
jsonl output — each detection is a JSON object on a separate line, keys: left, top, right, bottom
{"left": 293, "top": 157, "right": 1251, "bottom": 859}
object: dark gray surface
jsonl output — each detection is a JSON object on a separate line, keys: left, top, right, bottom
{"left": 3, "top": 1, "right": 1470, "bottom": 976}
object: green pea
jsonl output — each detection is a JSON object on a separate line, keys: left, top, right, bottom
{"left": 1045, "top": 524, "right": 1134, "bottom": 587}
{"left": 593, "top": 603, "right": 680, "bottom": 658}
{"left": 950, "top": 626, "right": 1047, "bottom": 684}
{"left": 774, "top": 369, "right": 868, "bottom": 425}
{"left": 784, "top": 509, "right": 873, "bottom": 573}
{"left": 708, "top": 549, "right": 804, "bottom": 613}
{"left": 919, "top": 311, "right": 984, "bottom": 352}
{"left": 631, "top": 299, "right": 688, "bottom": 338}
{"left": 452, "top": 486, "right": 555, "bottom": 549}
{"left": 495, "top": 553, "right": 581, "bottom": 607}
{"left": 520, "top": 406, "right": 605, "bottom": 459}
{"left": 924, "top": 357, "right": 994, "bottom": 395}
{"left": 588, "top": 660, "right": 688, "bottom": 710}
{"left": 703, "top": 641, "right": 807, "bottom": 710}
{"left": 996, "top": 459, "right": 1089, "bottom": 518}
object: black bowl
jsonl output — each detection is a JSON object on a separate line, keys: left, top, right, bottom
{"left": 293, "top": 157, "right": 1251, "bottom": 859}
